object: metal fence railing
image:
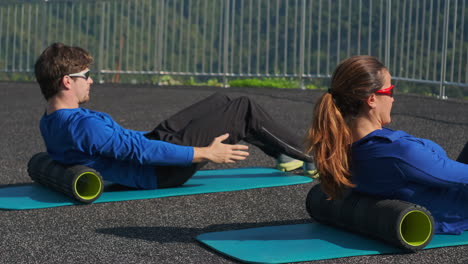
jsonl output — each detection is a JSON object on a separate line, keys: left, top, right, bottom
{"left": 0, "top": 0, "right": 467, "bottom": 98}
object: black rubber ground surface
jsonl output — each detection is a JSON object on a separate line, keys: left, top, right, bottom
{"left": 0, "top": 82, "right": 467, "bottom": 264}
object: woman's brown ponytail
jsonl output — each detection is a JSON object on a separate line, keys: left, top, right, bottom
{"left": 306, "top": 55, "right": 387, "bottom": 199}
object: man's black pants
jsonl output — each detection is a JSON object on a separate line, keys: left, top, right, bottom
{"left": 145, "top": 93, "right": 312, "bottom": 188}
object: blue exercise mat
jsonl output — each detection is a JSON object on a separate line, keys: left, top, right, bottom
{"left": 197, "top": 223, "right": 468, "bottom": 263}
{"left": 0, "top": 167, "right": 311, "bottom": 210}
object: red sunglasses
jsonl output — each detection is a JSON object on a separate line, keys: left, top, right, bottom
{"left": 374, "top": 85, "right": 394, "bottom": 97}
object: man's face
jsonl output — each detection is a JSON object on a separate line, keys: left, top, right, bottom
{"left": 69, "top": 69, "right": 93, "bottom": 104}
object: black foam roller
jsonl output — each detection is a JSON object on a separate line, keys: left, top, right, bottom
{"left": 306, "top": 184, "right": 435, "bottom": 251}
{"left": 27, "top": 152, "right": 103, "bottom": 204}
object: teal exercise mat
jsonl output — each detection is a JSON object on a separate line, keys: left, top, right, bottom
{"left": 196, "top": 223, "right": 468, "bottom": 263}
{"left": 0, "top": 167, "right": 311, "bottom": 210}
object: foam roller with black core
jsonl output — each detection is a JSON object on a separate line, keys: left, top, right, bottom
{"left": 305, "top": 184, "right": 434, "bottom": 251}
{"left": 27, "top": 152, "right": 103, "bottom": 203}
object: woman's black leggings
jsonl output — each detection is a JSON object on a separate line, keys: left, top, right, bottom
{"left": 144, "top": 93, "right": 312, "bottom": 188}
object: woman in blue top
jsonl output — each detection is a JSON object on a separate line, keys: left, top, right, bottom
{"left": 306, "top": 55, "right": 468, "bottom": 234}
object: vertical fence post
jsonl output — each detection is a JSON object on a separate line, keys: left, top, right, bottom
{"left": 457, "top": 0, "right": 465, "bottom": 83}
{"left": 283, "top": 0, "right": 288, "bottom": 74}
{"left": 41, "top": 2, "right": 47, "bottom": 53}
{"left": 153, "top": 0, "right": 159, "bottom": 84}
{"left": 337, "top": 0, "right": 342, "bottom": 65}
{"left": 154, "top": 0, "right": 163, "bottom": 86}
{"left": 439, "top": 0, "right": 449, "bottom": 99}
{"left": 385, "top": 0, "right": 391, "bottom": 70}
{"left": 239, "top": 0, "right": 244, "bottom": 74}
{"left": 299, "top": 0, "right": 306, "bottom": 89}
{"left": 157, "top": 0, "right": 165, "bottom": 86}
{"left": 0, "top": 8, "right": 3, "bottom": 70}
{"left": 256, "top": 1, "right": 261, "bottom": 74}
{"left": 186, "top": 0, "right": 192, "bottom": 73}
{"left": 12, "top": 5, "right": 17, "bottom": 71}
{"left": 98, "top": 2, "right": 105, "bottom": 83}
{"left": 19, "top": 4, "right": 24, "bottom": 71}
{"left": 4, "top": 6, "right": 9, "bottom": 71}
{"left": 222, "top": 0, "right": 230, "bottom": 88}
{"left": 450, "top": 0, "right": 457, "bottom": 83}
{"left": 265, "top": 0, "right": 270, "bottom": 75}
{"left": 326, "top": 0, "right": 331, "bottom": 74}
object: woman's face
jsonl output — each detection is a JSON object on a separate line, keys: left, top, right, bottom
{"left": 374, "top": 69, "right": 395, "bottom": 126}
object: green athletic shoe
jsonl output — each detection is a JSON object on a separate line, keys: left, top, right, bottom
{"left": 276, "top": 154, "right": 304, "bottom": 172}
{"left": 303, "top": 162, "right": 319, "bottom": 178}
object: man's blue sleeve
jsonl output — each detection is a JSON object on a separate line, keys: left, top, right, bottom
{"left": 72, "top": 116, "right": 194, "bottom": 165}
{"left": 396, "top": 137, "right": 468, "bottom": 188}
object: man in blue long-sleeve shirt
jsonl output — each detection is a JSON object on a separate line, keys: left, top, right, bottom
{"left": 35, "top": 43, "right": 314, "bottom": 190}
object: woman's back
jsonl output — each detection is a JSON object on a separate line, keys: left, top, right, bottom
{"left": 351, "top": 127, "right": 468, "bottom": 234}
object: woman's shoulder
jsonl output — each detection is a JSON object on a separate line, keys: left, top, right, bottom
{"left": 352, "top": 128, "right": 429, "bottom": 159}
{"left": 368, "top": 127, "right": 413, "bottom": 141}
{"left": 353, "top": 128, "right": 413, "bottom": 148}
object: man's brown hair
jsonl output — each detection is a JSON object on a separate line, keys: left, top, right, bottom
{"left": 34, "top": 43, "right": 93, "bottom": 100}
